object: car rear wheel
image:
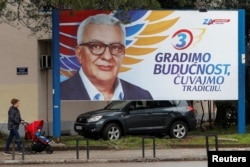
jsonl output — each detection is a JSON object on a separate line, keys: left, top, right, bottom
{"left": 169, "top": 121, "right": 188, "bottom": 139}
{"left": 103, "top": 123, "right": 121, "bottom": 140}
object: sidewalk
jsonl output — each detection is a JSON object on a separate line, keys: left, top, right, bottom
{"left": 1, "top": 143, "right": 250, "bottom": 164}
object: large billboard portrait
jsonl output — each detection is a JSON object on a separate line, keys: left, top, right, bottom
{"left": 58, "top": 10, "right": 239, "bottom": 101}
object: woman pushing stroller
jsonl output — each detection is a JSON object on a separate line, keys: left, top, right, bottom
{"left": 3, "top": 98, "right": 24, "bottom": 155}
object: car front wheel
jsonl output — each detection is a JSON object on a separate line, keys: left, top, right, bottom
{"left": 169, "top": 121, "right": 188, "bottom": 139}
{"left": 103, "top": 123, "right": 121, "bottom": 140}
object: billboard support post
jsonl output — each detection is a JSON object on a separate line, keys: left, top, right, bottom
{"left": 238, "top": 9, "right": 246, "bottom": 134}
{"left": 52, "top": 9, "right": 61, "bottom": 140}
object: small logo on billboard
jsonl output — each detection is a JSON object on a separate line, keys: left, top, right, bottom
{"left": 203, "top": 19, "right": 230, "bottom": 25}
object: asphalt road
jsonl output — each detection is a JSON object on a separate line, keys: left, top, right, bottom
{"left": 0, "top": 161, "right": 207, "bottom": 167}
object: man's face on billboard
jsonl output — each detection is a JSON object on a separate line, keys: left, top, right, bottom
{"left": 76, "top": 23, "right": 125, "bottom": 85}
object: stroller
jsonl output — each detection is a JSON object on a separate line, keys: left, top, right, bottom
{"left": 24, "top": 120, "right": 53, "bottom": 154}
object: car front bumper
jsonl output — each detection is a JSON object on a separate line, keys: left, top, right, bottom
{"left": 74, "top": 122, "right": 103, "bottom": 137}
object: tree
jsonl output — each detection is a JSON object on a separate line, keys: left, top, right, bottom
{"left": 158, "top": 0, "right": 195, "bottom": 9}
{"left": 0, "top": 0, "right": 53, "bottom": 35}
{"left": 0, "top": 0, "right": 161, "bottom": 35}
{"left": 2, "top": 0, "right": 250, "bottom": 36}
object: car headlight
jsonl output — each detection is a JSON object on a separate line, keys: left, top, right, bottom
{"left": 87, "top": 115, "right": 102, "bottom": 122}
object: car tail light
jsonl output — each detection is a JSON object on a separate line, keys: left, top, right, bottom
{"left": 187, "top": 105, "right": 195, "bottom": 112}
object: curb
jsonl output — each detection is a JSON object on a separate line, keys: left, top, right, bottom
{"left": 0, "top": 157, "right": 208, "bottom": 165}
{"left": 46, "top": 144, "right": 250, "bottom": 151}
{"left": 1, "top": 144, "right": 249, "bottom": 153}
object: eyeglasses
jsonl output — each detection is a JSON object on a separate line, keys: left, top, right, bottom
{"left": 79, "top": 42, "right": 125, "bottom": 57}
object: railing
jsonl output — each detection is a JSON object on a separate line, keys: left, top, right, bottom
{"left": 204, "top": 134, "right": 218, "bottom": 156}
{"left": 74, "top": 134, "right": 217, "bottom": 160}
{"left": 75, "top": 137, "right": 89, "bottom": 159}
{"left": 141, "top": 136, "right": 156, "bottom": 158}
{"left": 11, "top": 138, "right": 25, "bottom": 160}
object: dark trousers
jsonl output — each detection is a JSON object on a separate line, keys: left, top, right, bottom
{"left": 4, "top": 129, "right": 22, "bottom": 152}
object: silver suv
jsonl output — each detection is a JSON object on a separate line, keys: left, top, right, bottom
{"left": 74, "top": 100, "right": 197, "bottom": 140}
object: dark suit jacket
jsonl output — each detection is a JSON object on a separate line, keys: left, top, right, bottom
{"left": 60, "top": 72, "right": 153, "bottom": 100}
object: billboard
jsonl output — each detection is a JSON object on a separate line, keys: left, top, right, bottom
{"left": 57, "top": 10, "right": 239, "bottom": 100}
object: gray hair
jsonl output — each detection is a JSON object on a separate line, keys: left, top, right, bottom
{"left": 77, "top": 14, "right": 126, "bottom": 45}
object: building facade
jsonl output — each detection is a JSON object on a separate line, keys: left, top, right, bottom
{"left": 0, "top": 22, "right": 107, "bottom": 136}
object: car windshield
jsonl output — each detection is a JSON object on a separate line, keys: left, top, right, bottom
{"left": 104, "top": 101, "right": 131, "bottom": 110}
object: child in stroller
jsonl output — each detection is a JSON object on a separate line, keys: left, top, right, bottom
{"left": 24, "top": 120, "right": 53, "bottom": 154}
{"left": 36, "top": 127, "right": 50, "bottom": 144}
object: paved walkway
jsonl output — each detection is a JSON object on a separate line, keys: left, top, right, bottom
{"left": 1, "top": 143, "right": 250, "bottom": 164}
{"left": 0, "top": 148, "right": 207, "bottom": 164}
